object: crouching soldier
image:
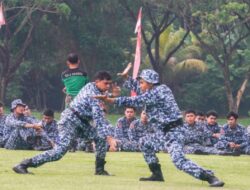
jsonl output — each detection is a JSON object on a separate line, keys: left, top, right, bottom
{"left": 95, "top": 68, "right": 224, "bottom": 187}
{"left": 13, "top": 71, "right": 117, "bottom": 176}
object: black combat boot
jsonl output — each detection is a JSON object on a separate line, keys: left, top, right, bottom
{"left": 13, "top": 159, "right": 34, "bottom": 174}
{"left": 95, "top": 157, "right": 110, "bottom": 175}
{"left": 200, "top": 172, "right": 224, "bottom": 187}
{"left": 139, "top": 163, "right": 164, "bottom": 182}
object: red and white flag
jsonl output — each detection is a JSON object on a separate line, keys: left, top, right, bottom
{"left": 131, "top": 7, "right": 142, "bottom": 96}
{"left": 132, "top": 7, "right": 142, "bottom": 80}
{"left": 0, "top": 2, "right": 6, "bottom": 27}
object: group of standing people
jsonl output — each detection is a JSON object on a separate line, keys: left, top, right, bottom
{"left": 9, "top": 52, "right": 228, "bottom": 187}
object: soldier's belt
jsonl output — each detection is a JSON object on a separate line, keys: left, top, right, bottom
{"left": 69, "top": 108, "right": 89, "bottom": 125}
{"left": 162, "top": 118, "right": 183, "bottom": 134}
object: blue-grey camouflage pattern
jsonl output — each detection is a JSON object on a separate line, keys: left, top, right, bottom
{"left": 116, "top": 75, "right": 216, "bottom": 180}
{"left": 137, "top": 69, "right": 160, "bottom": 84}
{"left": 215, "top": 124, "right": 249, "bottom": 153}
{"left": 4, "top": 113, "right": 39, "bottom": 149}
{"left": 0, "top": 114, "right": 6, "bottom": 147}
{"left": 115, "top": 116, "right": 136, "bottom": 151}
{"left": 115, "top": 116, "right": 136, "bottom": 141}
{"left": 34, "top": 120, "right": 59, "bottom": 150}
{"left": 182, "top": 122, "right": 222, "bottom": 155}
{"left": 29, "top": 82, "right": 113, "bottom": 167}
{"left": 202, "top": 123, "right": 221, "bottom": 146}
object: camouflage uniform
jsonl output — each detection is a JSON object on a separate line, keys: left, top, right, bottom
{"left": 4, "top": 113, "right": 39, "bottom": 150}
{"left": 34, "top": 120, "right": 59, "bottom": 150}
{"left": 120, "top": 119, "right": 157, "bottom": 152}
{"left": 202, "top": 123, "right": 222, "bottom": 146}
{"left": 27, "top": 82, "right": 112, "bottom": 167}
{"left": 116, "top": 70, "right": 217, "bottom": 181}
{"left": 0, "top": 114, "right": 6, "bottom": 147}
{"left": 115, "top": 116, "right": 136, "bottom": 151}
{"left": 215, "top": 124, "right": 249, "bottom": 154}
{"left": 182, "top": 122, "right": 221, "bottom": 155}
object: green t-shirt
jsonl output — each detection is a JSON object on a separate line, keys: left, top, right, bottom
{"left": 61, "top": 68, "right": 89, "bottom": 97}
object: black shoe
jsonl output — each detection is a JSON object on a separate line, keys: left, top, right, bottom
{"left": 139, "top": 163, "right": 164, "bottom": 182}
{"left": 13, "top": 159, "right": 33, "bottom": 174}
{"left": 200, "top": 172, "right": 224, "bottom": 187}
{"left": 95, "top": 157, "right": 111, "bottom": 176}
{"left": 193, "top": 149, "right": 209, "bottom": 155}
{"left": 218, "top": 151, "right": 240, "bottom": 156}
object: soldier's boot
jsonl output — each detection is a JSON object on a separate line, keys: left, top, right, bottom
{"left": 13, "top": 159, "right": 34, "bottom": 174}
{"left": 139, "top": 163, "right": 164, "bottom": 182}
{"left": 95, "top": 157, "right": 110, "bottom": 176}
{"left": 200, "top": 172, "right": 224, "bottom": 187}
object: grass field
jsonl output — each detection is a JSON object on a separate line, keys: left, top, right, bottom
{"left": 0, "top": 149, "right": 250, "bottom": 190}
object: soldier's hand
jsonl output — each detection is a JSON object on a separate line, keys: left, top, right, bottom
{"left": 106, "top": 136, "right": 117, "bottom": 152}
{"left": 117, "top": 62, "right": 132, "bottom": 79}
{"left": 229, "top": 142, "right": 236, "bottom": 148}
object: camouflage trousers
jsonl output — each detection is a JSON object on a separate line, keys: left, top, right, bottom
{"left": 117, "top": 139, "right": 140, "bottom": 152}
{"left": 140, "top": 127, "right": 214, "bottom": 180}
{"left": 5, "top": 128, "right": 41, "bottom": 150}
{"left": 30, "top": 109, "right": 107, "bottom": 167}
{"left": 184, "top": 143, "right": 223, "bottom": 155}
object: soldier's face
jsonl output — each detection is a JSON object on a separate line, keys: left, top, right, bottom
{"left": 24, "top": 106, "right": 31, "bottom": 116}
{"left": 140, "top": 111, "right": 148, "bottom": 122}
{"left": 227, "top": 116, "right": 237, "bottom": 128}
{"left": 43, "top": 115, "right": 54, "bottom": 124}
{"left": 185, "top": 113, "right": 196, "bottom": 125}
{"left": 207, "top": 116, "right": 217, "bottom": 125}
{"left": 14, "top": 105, "right": 25, "bottom": 115}
{"left": 95, "top": 79, "right": 112, "bottom": 92}
{"left": 0, "top": 106, "right": 3, "bottom": 115}
{"left": 196, "top": 115, "right": 205, "bottom": 122}
{"left": 125, "top": 108, "right": 135, "bottom": 119}
{"left": 139, "top": 79, "right": 153, "bottom": 92}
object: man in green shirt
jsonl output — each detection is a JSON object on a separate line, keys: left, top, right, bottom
{"left": 62, "top": 53, "right": 89, "bottom": 107}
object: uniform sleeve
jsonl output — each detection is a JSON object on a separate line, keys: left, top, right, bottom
{"left": 239, "top": 128, "right": 248, "bottom": 149}
{"left": 123, "top": 76, "right": 141, "bottom": 94}
{"left": 5, "top": 115, "right": 27, "bottom": 128}
{"left": 115, "top": 88, "right": 158, "bottom": 108}
{"left": 114, "top": 120, "right": 124, "bottom": 139}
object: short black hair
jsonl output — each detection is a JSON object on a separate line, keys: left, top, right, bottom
{"left": 43, "top": 109, "right": 54, "bottom": 117}
{"left": 94, "top": 71, "right": 112, "bottom": 81}
{"left": 0, "top": 101, "right": 3, "bottom": 107}
{"left": 67, "top": 53, "right": 79, "bottom": 64}
{"left": 196, "top": 111, "right": 205, "bottom": 117}
{"left": 125, "top": 107, "right": 136, "bottom": 112}
{"left": 185, "top": 109, "right": 196, "bottom": 115}
{"left": 206, "top": 110, "right": 218, "bottom": 118}
{"left": 226, "top": 111, "right": 239, "bottom": 120}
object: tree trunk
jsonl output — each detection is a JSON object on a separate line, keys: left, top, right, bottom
{"left": 0, "top": 77, "right": 7, "bottom": 102}
{"left": 221, "top": 63, "right": 235, "bottom": 111}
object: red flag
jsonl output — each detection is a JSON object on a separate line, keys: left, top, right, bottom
{"left": 0, "top": 2, "right": 6, "bottom": 27}
{"left": 131, "top": 7, "right": 142, "bottom": 96}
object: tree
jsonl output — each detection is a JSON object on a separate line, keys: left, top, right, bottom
{"left": 185, "top": 0, "right": 250, "bottom": 112}
{"left": 0, "top": 0, "right": 70, "bottom": 102}
{"left": 120, "top": 0, "right": 191, "bottom": 83}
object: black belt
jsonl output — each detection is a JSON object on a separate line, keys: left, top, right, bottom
{"left": 69, "top": 108, "right": 89, "bottom": 125}
{"left": 162, "top": 118, "right": 183, "bottom": 134}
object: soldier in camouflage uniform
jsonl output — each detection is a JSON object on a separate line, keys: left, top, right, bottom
{"left": 0, "top": 102, "right": 7, "bottom": 147}
{"left": 34, "top": 109, "right": 58, "bottom": 151}
{"left": 182, "top": 110, "right": 224, "bottom": 155}
{"left": 122, "top": 111, "right": 156, "bottom": 152}
{"left": 13, "top": 71, "right": 117, "bottom": 176}
{"left": 96, "top": 69, "right": 224, "bottom": 187}
{"left": 215, "top": 112, "right": 249, "bottom": 154}
{"left": 203, "top": 111, "right": 222, "bottom": 147}
{"left": 4, "top": 99, "right": 43, "bottom": 150}
{"left": 115, "top": 107, "right": 136, "bottom": 151}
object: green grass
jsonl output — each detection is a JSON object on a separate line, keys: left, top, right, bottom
{"left": 0, "top": 148, "right": 250, "bottom": 190}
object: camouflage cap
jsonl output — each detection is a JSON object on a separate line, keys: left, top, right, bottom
{"left": 11, "top": 99, "right": 26, "bottom": 110}
{"left": 137, "top": 69, "right": 159, "bottom": 84}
